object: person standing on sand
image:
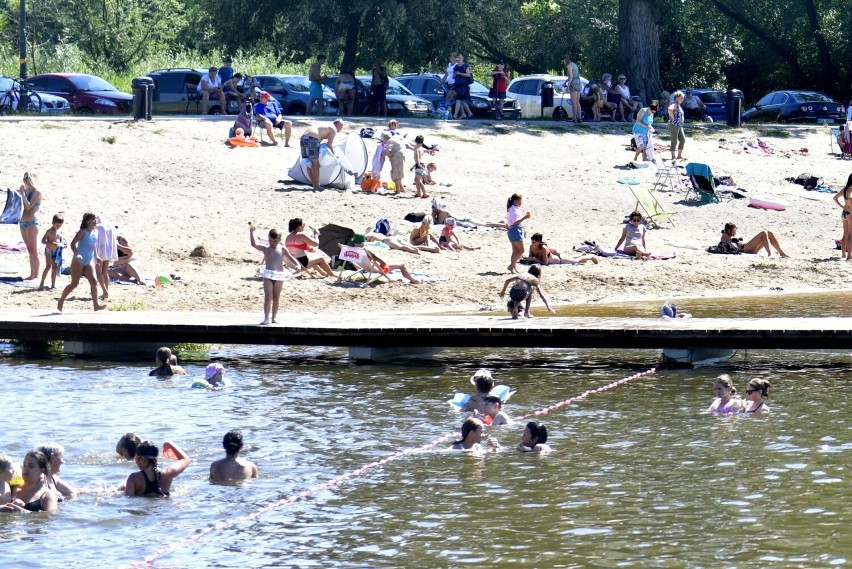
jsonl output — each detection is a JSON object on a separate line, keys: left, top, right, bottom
{"left": 18, "top": 171, "right": 42, "bottom": 280}
{"left": 308, "top": 54, "right": 327, "bottom": 115}
{"left": 832, "top": 174, "right": 852, "bottom": 260}
{"left": 57, "top": 212, "right": 106, "bottom": 313}
{"left": 250, "top": 225, "right": 299, "bottom": 325}
{"left": 210, "top": 430, "right": 258, "bottom": 482}
{"left": 300, "top": 119, "right": 344, "bottom": 191}
{"left": 506, "top": 193, "right": 531, "bottom": 273}
{"left": 668, "top": 91, "right": 687, "bottom": 161}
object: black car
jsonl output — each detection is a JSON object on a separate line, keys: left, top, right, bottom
{"left": 322, "top": 75, "right": 431, "bottom": 117}
{"left": 742, "top": 90, "right": 846, "bottom": 124}
{"left": 395, "top": 73, "right": 521, "bottom": 119}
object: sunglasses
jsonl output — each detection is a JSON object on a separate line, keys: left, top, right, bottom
{"left": 746, "top": 388, "right": 758, "bottom": 394}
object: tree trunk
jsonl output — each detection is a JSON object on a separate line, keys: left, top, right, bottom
{"left": 618, "top": 0, "right": 664, "bottom": 105}
{"left": 801, "top": 0, "right": 834, "bottom": 91}
{"left": 339, "top": 7, "right": 362, "bottom": 74}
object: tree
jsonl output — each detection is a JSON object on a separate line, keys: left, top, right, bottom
{"left": 618, "top": 0, "right": 663, "bottom": 103}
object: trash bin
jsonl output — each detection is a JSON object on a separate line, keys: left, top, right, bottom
{"left": 726, "top": 88, "right": 743, "bottom": 128}
{"left": 131, "top": 76, "right": 154, "bottom": 121}
{"left": 540, "top": 81, "right": 554, "bottom": 117}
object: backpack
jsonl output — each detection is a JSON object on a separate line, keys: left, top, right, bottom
{"left": 374, "top": 219, "right": 392, "bottom": 236}
{"left": 791, "top": 172, "right": 821, "bottom": 189}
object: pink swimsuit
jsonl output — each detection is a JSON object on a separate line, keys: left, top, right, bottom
{"left": 709, "top": 398, "right": 738, "bottom": 414}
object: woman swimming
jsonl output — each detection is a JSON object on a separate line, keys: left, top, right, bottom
{"left": 0, "top": 451, "right": 59, "bottom": 513}
{"left": 210, "top": 430, "right": 259, "bottom": 482}
{"left": 518, "top": 421, "right": 551, "bottom": 454}
{"left": 451, "top": 417, "right": 487, "bottom": 451}
{"left": 116, "top": 433, "right": 142, "bottom": 460}
{"left": 124, "top": 441, "right": 190, "bottom": 497}
{"left": 36, "top": 442, "right": 76, "bottom": 499}
{"left": 707, "top": 374, "right": 743, "bottom": 414}
{"left": 148, "top": 346, "right": 187, "bottom": 377}
{"left": 741, "top": 379, "right": 771, "bottom": 414}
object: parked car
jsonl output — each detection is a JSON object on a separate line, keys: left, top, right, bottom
{"left": 323, "top": 75, "right": 431, "bottom": 117}
{"left": 742, "top": 90, "right": 846, "bottom": 124}
{"left": 506, "top": 74, "right": 588, "bottom": 120}
{"left": 25, "top": 73, "right": 132, "bottom": 115}
{"left": 394, "top": 73, "right": 521, "bottom": 119}
{"left": 253, "top": 74, "right": 337, "bottom": 115}
{"left": 677, "top": 88, "right": 727, "bottom": 122}
{"left": 0, "top": 76, "right": 71, "bottom": 115}
{"left": 146, "top": 68, "right": 226, "bottom": 115}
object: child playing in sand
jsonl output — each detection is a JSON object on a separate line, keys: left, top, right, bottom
{"left": 38, "top": 213, "right": 65, "bottom": 291}
{"left": 463, "top": 369, "right": 495, "bottom": 413}
{"left": 424, "top": 163, "right": 437, "bottom": 185}
{"left": 498, "top": 264, "right": 555, "bottom": 319}
{"left": 411, "top": 135, "right": 430, "bottom": 199}
{"left": 479, "top": 395, "right": 512, "bottom": 426}
{"left": 250, "top": 225, "right": 299, "bottom": 325}
{"left": 438, "top": 218, "right": 480, "bottom": 251}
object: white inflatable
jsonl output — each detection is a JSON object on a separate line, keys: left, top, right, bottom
{"left": 749, "top": 195, "right": 788, "bottom": 211}
{"left": 287, "top": 132, "right": 368, "bottom": 190}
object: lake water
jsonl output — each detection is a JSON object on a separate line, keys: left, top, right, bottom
{"left": 0, "top": 339, "right": 849, "bottom": 568}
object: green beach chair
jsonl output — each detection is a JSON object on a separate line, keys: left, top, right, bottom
{"left": 630, "top": 186, "right": 677, "bottom": 228}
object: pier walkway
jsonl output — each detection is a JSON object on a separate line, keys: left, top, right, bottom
{"left": 1, "top": 309, "right": 851, "bottom": 350}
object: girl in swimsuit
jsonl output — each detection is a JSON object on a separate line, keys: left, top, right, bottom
{"left": 285, "top": 218, "right": 335, "bottom": 277}
{"left": 741, "top": 379, "right": 771, "bottom": 414}
{"left": 1, "top": 453, "right": 14, "bottom": 504}
{"left": 18, "top": 171, "right": 42, "bottom": 280}
{"left": 832, "top": 174, "right": 852, "bottom": 260}
{"left": 0, "top": 451, "right": 59, "bottom": 514}
{"left": 148, "top": 346, "right": 187, "bottom": 377}
{"left": 125, "top": 441, "right": 190, "bottom": 498}
{"left": 707, "top": 374, "right": 744, "bottom": 414}
{"left": 518, "top": 421, "right": 551, "bottom": 454}
{"left": 450, "top": 417, "right": 487, "bottom": 451}
{"left": 498, "top": 264, "right": 555, "bottom": 319}
{"left": 57, "top": 212, "right": 106, "bottom": 313}
{"left": 529, "top": 233, "right": 598, "bottom": 265}
{"left": 409, "top": 217, "right": 441, "bottom": 253}
{"left": 37, "top": 442, "right": 76, "bottom": 500}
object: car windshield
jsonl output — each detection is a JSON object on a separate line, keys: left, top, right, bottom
{"left": 699, "top": 91, "right": 724, "bottom": 104}
{"left": 358, "top": 76, "right": 413, "bottom": 96}
{"left": 549, "top": 78, "right": 567, "bottom": 94}
{"left": 68, "top": 75, "right": 118, "bottom": 92}
{"left": 791, "top": 91, "right": 836, "bottom": 103}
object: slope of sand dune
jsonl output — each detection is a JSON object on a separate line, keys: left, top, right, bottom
{"left": 1, "top": 117, "right": 850, "bottom": 317}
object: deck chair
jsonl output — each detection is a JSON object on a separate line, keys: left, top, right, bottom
{"left": 337, "top": 244, "right": 392, "bottom": 287}
{"left": 185, "top": 84, "right": 201, "bottom": 114}
{"left": 684, "top": 162, "right": 721, "bottom": 203}
{"left": 630, "top": 186, "right": 677, "bottom": 228}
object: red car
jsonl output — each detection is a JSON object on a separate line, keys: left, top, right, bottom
{"left": 25, "top": 73, "right": 133, "bottom": 115}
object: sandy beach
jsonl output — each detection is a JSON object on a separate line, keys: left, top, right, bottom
{"left": 1, "top": 116, "right": 851, "bottom": 317}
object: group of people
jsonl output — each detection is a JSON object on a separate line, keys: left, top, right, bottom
{"left": 12, "top": 170, "right": 145, "bottom": 312}
{"left": 707, "top": 374, "right": 772, "bottom": 414}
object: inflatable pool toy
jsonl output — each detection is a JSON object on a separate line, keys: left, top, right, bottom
{"left": 10, "top": 466, "right": 23, "bottom": 488}
{"left": 257, "top": 267, "right": 294, "bottom": 281}
{"left": 749, "top": 195, "right": 788, "bottom": 211}
{"left": 360, "top": 173, "right": 381, "bottom": 192}
{"left": 448, "top": 384, "right": 515, "bottom": 411}
{"left": 228, "top": 135, "right": 259, "bottom": 148}
{"left": 191, "top": 377, "right": 232, "bottom": 390}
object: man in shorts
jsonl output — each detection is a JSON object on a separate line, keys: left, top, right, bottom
{"left": 254, "top": 91, "right": 293, "bottom": 146}
{"left": 308, "top": 54, "right": 327, "bottom": 115}
{"left": 197, "top": 66, "right": 226, "bottom": 115}
{"left": 300, "top": 118, "right": 344, "bottom": 191}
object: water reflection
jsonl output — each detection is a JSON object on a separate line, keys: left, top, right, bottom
{"left": 0, "top": 346, "right": 848, "bottom": 568}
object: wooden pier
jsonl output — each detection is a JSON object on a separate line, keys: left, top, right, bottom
{"left": 2, "top": 309, "right": 852, "bottom": 350}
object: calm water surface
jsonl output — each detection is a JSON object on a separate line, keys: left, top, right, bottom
{"left": 0, "top": 341, "right": 849, "bottom": 568}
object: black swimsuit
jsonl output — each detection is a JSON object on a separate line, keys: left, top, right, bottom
{"left": 746, "top": 401, "right": 764, "bottom": 414}
{"left": 142, "top": 470, "right": 168, "bottom": 497}
{"left": 23, "top": 495, "right": 44, "bottom": 512}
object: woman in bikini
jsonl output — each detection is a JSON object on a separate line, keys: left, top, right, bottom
{"left": 18, "top": 171, "right": 42, "bottom": 280}
{"left": 0, "top": 450, "right": 59, "bottom": 513}
{"left": 719, "top": 223, "right": 788, "bottom": 258}
{"left": 741, "top": 379, "right": 771, "bottom": 414}
{"left": 832, "top": 174, "right": 852, "bottom": 260}
{"left": 57, "top": 212, "right": 106, "bottom": 312}
{"left": 285, "top": 218, "right": 335, "bottom": 277}
{"left": 528, "top": 233, "right": 597, "bottom": 265}
{"left": 707, "top": 374, "right": 744, "bottom": 414}
{"left": 125, "top": 441, "right": 190, "bottom": 498}
{"left": 498, "top": 264, "right": 555, "bottom": 319}
{"left": 409, "top": 217, "right": 441, "bottom": 253}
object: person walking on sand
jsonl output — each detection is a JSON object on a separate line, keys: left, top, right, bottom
{"left": 57, "top": 213, "right": 106, "bottom": 313}
{"left": 210, "top": 430, "right": 258, "bottom": 482}
{"left": 633, "top": 103, "right": 658, "bottom": 161}
{"left": 499, "top": 264, "right": 554, "bottom": 319}
{"left": 668, "top": 91, "right": 687, "bottom": 161}
{"left": 38, "top": 213, "right": 65, "bottom": 291}
{"left": 18, "top": 171, "right": 42, "bottom": 280}
{"left": 833, "top": 174, "right": 852, "bottom": 260}
{"left": 300, "top": 119, "right": 344, "bottom": 191}
{"left": 250, "top": 225, "right": 299, "bottom": 325}
{"left": 506, "top": 193, "right": 531, "bottom": 273}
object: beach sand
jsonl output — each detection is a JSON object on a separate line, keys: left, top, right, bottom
{"left": 1, "top": 117, "right": 850, "bottom": 317}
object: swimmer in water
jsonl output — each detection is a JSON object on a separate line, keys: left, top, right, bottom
{"left": 707, "top": 374, "right": 743, "bottom": 414}
{"left": 0, "top": 450, "right": 59, "bottom": 513}
{"left": 203, "top": 363, "right": 227, "bottom": 388}
{"left": 0, "top": 454, "right": 14, "bottom": 504}
{"left": 124, "top": 441, "right": 190, "bottom": 498}
{"left": 148, "top": 346, "right": 187, "bottom": 377}
{"left": 36, "top": 442, "right": 76, "bottom": 499}
{"left": 741, "top": 378, "right": 771, "bottom": 414}
{"left": 517, "top": 421, "right": 551, "bottom": 454}
{"left": 116, "top": 433, "right": 142, "bottom": 460}
{"left": 451, "top": 417, "right": 486, "bottom": 451}
{"left": 210, "top": 430, "right": 259, "bottom": 482}
{"left": 463, "top": 369, "right": 495, "bottom": 414}
{"left": 480, "top": 395, "right": 512, "bottom": 426}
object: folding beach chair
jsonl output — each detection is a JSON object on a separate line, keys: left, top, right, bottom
{"left": 630, "top": 186, "right": 677, "bottom": 228}
{"left": 684, "top": 162, "right": 721, "bottom": 203}
{"left": 336, "top": 244, "right": 392, "bottom": 287}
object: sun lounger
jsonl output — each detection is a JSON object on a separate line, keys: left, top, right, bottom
{"left": 629, "top": 186, "right": 677, "bottom": 229}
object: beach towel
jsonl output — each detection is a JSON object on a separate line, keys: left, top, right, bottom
{"left": 0, "top": 240, "right": 26, "bottom": 253}
{"left": 371, "top": 141, "right": 385, "bottom": 176}
{"left": 599, "top": 247, "right": 676, "bottom": 259}
{"left": 1, "top": 188, "right": 24, "bottom": 224}
{"left": 95, "top": 215, "right": 118, "bottom": 263}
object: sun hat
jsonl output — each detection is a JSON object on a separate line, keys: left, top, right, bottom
{"left": 205, "top": 363, "right": 225, "bottom": 381}
{"left": 445, "top": 217, "right": 457, "bottom": 226}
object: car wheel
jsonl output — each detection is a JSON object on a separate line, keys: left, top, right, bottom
{"left": 24, "top": 92, "right": 42, "bottom": 113}
{"left": 209, "top": 107, "right": 223, "bottom": 116}
{"left": 778, "top": 115, "right": 787, "bottom": 124}
{"left": 553, "top": 107, "right": 568, "bottom": 121}
{"left": 76, "top": 107, "right": 93, "bottom": 115}
{"left": 288, "top": 104, "right": 306, "bottom": 116}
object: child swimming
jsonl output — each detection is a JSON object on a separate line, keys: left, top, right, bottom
{"left": 463, "top": 369, "right": 495, "bottom": 413}
{"left": 480, "top": 395, "right": 512, "bottom": 426}
{"left": 517, "top": 421, "right": 551, "bottom": 454}
{"left": 210, "top": 430, "right": 259, "bottom": 482}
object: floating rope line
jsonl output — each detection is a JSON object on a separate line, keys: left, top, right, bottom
{"left": 132, "top": 365, "right": 657, "bottom": 567}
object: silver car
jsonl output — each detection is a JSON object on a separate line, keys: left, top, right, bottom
{"left": 0, "top": 76, "right": 72, "bottom": 114}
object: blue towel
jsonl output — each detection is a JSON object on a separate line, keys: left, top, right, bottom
{"left": 685, "top": 163, "right": 712, "bottom": 179}
{"left": 1, "top": 189, "right": 23, "bottom": 224}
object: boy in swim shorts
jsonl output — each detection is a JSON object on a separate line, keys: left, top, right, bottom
{"left": 250, "top": 225, "right": 299, "bottom": 325}
{"left": 38, "top": 213, "right": 65, "bottom": 291}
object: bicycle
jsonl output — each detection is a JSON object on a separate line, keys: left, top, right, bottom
{"left": 0, "top": 77, "right": 42, "bottom": 115}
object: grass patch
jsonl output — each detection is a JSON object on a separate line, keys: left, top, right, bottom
{"left": 757, "top": 128, "right": 790, "bottom": 138}
{"left": 173, "top": 343, "right": 213, "bottom": 360}
{"left": 152, "top": 128, "right": 166, "bottom": 135}
{"left": 101, "top": 135, "right": 117, "bottom": 144}
{"left": 111, "top": 301, "right": 146, "bottom": 311}
{"left": 41, "top": 123, "right": 67, "bottom": 130}
{"left": 529, "top": 124, "right": 568, "bottom": 133}
{"left": 491, "top": 124, "right": 512, "bottom": 134}
{"left": 435, "top": 133, "right": 481, "bottom": 144}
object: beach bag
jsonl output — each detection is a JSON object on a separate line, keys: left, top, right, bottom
{"left": 792, "top": 173, "right": 821, "bottom": 189}
{"left": 359, "top": 127, "right": 375, "bottom": 139}
{"left": 404, "top": 212, "right": 426, "bottom": 223}
{"left": 707, "top": 241, "right": 741, "bottom": 255}
{"left": 374, "top": 219, "right": 392, "bottom": 236}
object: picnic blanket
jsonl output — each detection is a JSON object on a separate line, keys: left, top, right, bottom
{"left": 718, "top": 138, "right": 809, "bottom": 157}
